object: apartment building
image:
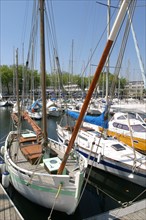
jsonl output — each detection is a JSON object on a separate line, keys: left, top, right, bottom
{"left": 124, "top": 81, "right": 144, "bottom": 98}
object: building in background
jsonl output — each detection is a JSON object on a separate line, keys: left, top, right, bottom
{"left": 124, "top": 81, "right": 144, "bottom": 99}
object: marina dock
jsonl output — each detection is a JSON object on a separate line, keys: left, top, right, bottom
{"left": 85, "top": 198, "right": 146, "bottom": 220}
{"left": 0, "top": 183, "right": 24, "bottom": 220}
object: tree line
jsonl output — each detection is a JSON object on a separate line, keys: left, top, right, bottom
{"left": 0, "top": 64, "right": 127, "bottom": 97}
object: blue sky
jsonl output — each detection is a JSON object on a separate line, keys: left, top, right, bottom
{"left": 0, "top": 0, "right": 146, "bottom": 82}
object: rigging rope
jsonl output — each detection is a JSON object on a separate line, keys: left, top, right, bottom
{"left": 79, "top": 1, "right": 119, "bottom": 79}
{"left": 0, "top": 134, "right": 7, "bottom": 141}
{"left": 26, "top": 153, "right": 43, "bottom": 186}
{"left": 73, "top": 129, "right": 105, "bottom": 209}
{"left": 127, "top": 113, "right": 137, "bottom": 167}
{"left": 109, "top": 0, "right": 137, "bottom": 100}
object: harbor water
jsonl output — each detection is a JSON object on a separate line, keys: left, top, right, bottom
{"left": 0, "top": 107, "right": 146, "bottom": 220}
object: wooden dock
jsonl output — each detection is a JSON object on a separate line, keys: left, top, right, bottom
{"left": 84, "top": 199, "right": 146, "bottom": 220}
{"left": 0, "top": 183, "right": 24, "bottom": 220}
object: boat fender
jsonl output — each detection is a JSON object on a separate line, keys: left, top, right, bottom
{"left": 97, "top": 153, "right": 101, "bottom": 163}
{"left": 0, "top": 161, "right": 6, "bottom": 174}
{"left": 2, "top": 171, "right": 10, "bottom": 188}
{"left": 1, "top": 146, "right": 5, "bottom": 155}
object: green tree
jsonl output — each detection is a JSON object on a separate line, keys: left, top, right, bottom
{"left": 0, "top": 65, "right": 40, "bottom": 95}
{"left": 0, "top": 65, "right": 13, "bottom": 94}
{"left": 0, "top": 64, "right": 128, "bottom": 98}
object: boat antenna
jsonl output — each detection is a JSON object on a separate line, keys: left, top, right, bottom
{"left": 58, "top": 0, "right": 133, "bottom": 175}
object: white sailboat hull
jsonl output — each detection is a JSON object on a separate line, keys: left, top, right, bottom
{"left": 0, "top": 100, "right": 8, "bottom": 107}
{"left": 57, "top": 125, "right": 146, "bottom": 187}
{"left": 27, "top": 111, "right": 42, "bottom": 120}
{"left": 4, "top": 131, "right": 87, "bottom": 214}
{"left": 47, "top": 110, "right": 62, "bottom": 117}
{"left": 77, "top": 147, "right": 146, "bottom": 187}
{"left": 5, "top": 163, "right": 79, "bottom": 214}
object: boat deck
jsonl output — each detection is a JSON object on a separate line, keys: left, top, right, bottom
{"left": 9, "top": 137, "right": 79, "bottom": 177}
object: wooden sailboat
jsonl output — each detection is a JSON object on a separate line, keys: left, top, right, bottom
{"left": 3, "top": 0, "right": 87, "bottom": 215}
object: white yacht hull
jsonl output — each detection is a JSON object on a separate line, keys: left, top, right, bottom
{"left": 57, "top": 125, "right": 146, "bottom": 188}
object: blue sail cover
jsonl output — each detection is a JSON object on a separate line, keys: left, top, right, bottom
{"left": 28, "top": 100, "right": 42, "bottom": 111}
{"left": 65, "top": 108, "right": 108, "bottom": 129}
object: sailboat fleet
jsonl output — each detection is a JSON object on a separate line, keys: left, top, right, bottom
{"left": 57, "top": 108, "right": 146, "bottom": 187}
{"left": 0, "top": 0, "right": 146, "bottom": 216}
{"left": 2, "top": 0, "right": 88, "bottom": 215}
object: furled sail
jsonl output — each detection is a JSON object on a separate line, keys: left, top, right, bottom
{"left": 65, "top": 107, "right": 108, "bottom": 129}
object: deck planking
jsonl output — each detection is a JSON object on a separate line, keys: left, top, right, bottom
{"left": 10, "top": 138, "right": 78, "bottom": 176}
{"left": 0, "top": 184, "right": 23, "bottom": 220}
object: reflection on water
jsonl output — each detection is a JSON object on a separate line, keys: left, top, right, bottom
{"left": 0, "top": 107, "right": 13, "bottom": 145}
{"left": 0, "top": 107, "right": 145, "bottom": 220}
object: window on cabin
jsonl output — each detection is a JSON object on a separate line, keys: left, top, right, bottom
{"left": 111, "top": 144, "right": 126, "bottom": 151}
{"left": 117, "top": 115, "right": 126, "bottom": 120}
{"left": 117, "top": 124, "right": 123, "bottom": 129}
{"left": 131, "top": 124, "right": 146, "bottom": 132}
{"left": 122, "top": 125, "right": 129, "bottom": 130}
{"left": 113, "top": 122, "right": 118, "bottom": 127}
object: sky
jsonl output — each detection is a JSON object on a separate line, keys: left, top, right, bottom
{"left": 0, "top": 0, "right": 146, "bottom": 82}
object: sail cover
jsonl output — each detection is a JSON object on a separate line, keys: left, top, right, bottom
{"left": 65, "top": 108, "right": 108, "bottom": 129}
{"left": 28, "top": 99, "right": 42, "bottom": 111}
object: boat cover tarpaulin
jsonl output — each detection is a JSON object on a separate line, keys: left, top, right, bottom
{"left": 65, "top": 108, "right": 108, "bottom": 128}
{"left": 28, "top": 100, "right": 42, "bottom": 110}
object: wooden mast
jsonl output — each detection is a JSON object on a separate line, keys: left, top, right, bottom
{"left": 39, "top": 0, "right": 48, "bottom": 147}
{"left": 58, "top": 0, "right": 132, "bottom": 174}
{"left": 15, "top": 48, "right": 21, "bottom": 131}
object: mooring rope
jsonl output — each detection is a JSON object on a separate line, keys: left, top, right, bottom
{"left": 48, "top": 182, "right": 63, "bottom": 220}
{"left": 122, "top": 188, "right": 146, "bottom": 207}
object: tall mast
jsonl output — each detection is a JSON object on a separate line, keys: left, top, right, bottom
{"left": 128, "top": 14, "right": 146, "bottom": 88}
{"left": 0, "top": 49, "right": 2, "bottom": 99}
{"left": 40, "top": 0, "right": 48, "bottom": 146}
{"left": 58, "top": 0, "right": 132, "bottom": 174}
{"left": 106, "top": 0, "right": 111, "bottom": 103}
{"left": 15, "top": 48, "right": 21, "bottom": 131}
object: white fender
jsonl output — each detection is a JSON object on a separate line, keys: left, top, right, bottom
{"left": 0, "top": 160, "right": 6, "bottom": 174}
{"left": 1, "top": 146, "right": 5, "bottom": 155}
{"left": 2, "top": 171, "right": 10, "bottom": 188}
